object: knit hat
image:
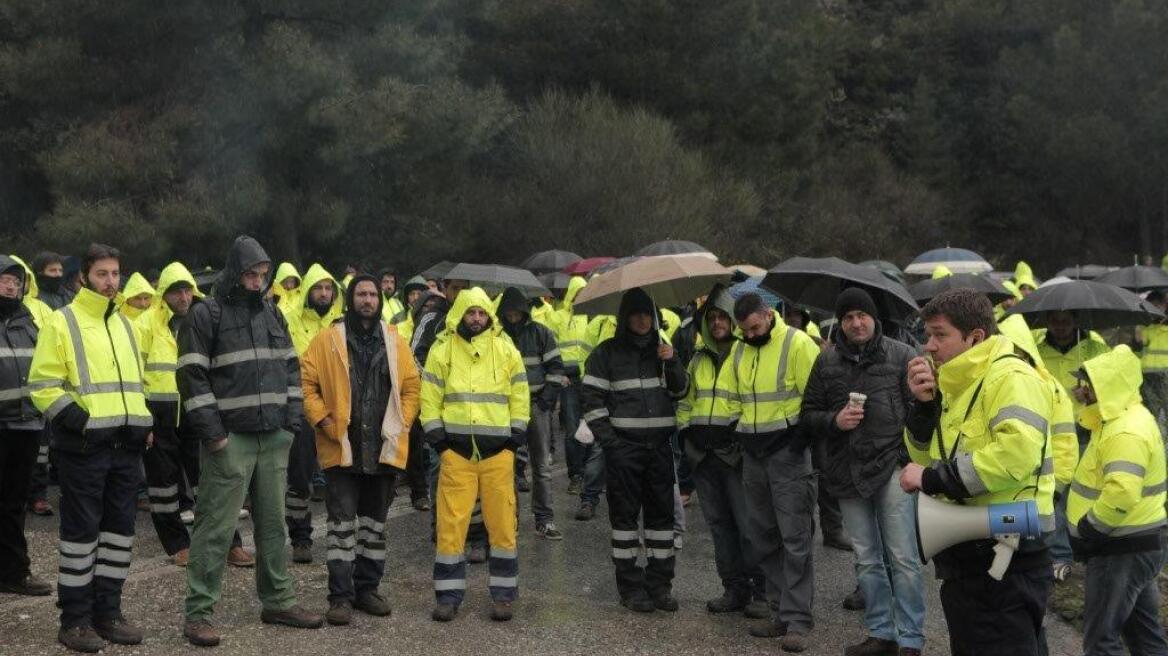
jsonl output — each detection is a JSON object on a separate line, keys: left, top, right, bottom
{"left": 835, "top": 287, "right": 878, "bottom": 321}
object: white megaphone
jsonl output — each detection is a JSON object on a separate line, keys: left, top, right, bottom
{"left": 915, "top": 493, "right": 1042, "bottom": 580}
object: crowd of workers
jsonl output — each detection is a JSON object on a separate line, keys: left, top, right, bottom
{"left": 1, "top": 239, "right": 1166, "bottom": 656}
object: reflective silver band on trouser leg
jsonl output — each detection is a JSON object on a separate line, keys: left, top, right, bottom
{"left": 58, "top": 539, "right": 98, "bottom": 588}
{"left": 327, "top": 519, "right": 357, "bottom": 563}
{"left": 285, "top": 494, "right": 310, "bottom": 520}
{"left": 356, "top": 515, "right": 387, "bottom": 561}
{"left": 94, "top": 531, "right": 134, "bottom": 581}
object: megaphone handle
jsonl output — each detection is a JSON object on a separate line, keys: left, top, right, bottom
{"left": 987, "top": 534, "right": 1021, "bottom": 581}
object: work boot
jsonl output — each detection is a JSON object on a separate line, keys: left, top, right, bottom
{"left": 58, "top": 625, "right": 105, "bottom": 653}
{"left": 898, "top": 648, "right": 922, "bottom": 656}
{"left": 325, "top": 601, "right": 352, "bottom": 626}
{"left": 466, "top": 544, "right": 487, "bottom": 564}
{"left": 354, "top": 591, "right": 391, "bottom": 617}
{"left": 292, "top": 544, "right": 313, "bottom": 564}
{"left": 567, "top": 475, "right": 582, "bottom": 495}
{"left": 620, "top": 590, "right": 655, "bottom": 613}
{"left": 490, "top": 601, "right": 513, "bottom": 621}
{"left": 842, "top": 585, "right": 866, "bottom": 611}
{"left": 30, "top": 498, "right": 53, "bottom": 516}
{"left": 227, "top": 546, "right": 255, "bottom": 568}
{"left": 744, "top": 599, "right": 770, "bottom": 619}
{"left": 431, "top": 603, "right": 458, "bottom": 622}
{"left": 574, "top": 502, "right": 595, "bottom": 521}
{"left": 781, "top": 631, "right": 809, "bottom": 653}
{"left": 845, "top": 637, "right": 899, "bottom": 656}
{"left": 183, "top": 618, "right": 221, "bottom": 647}
{"left": 171, "top": 548, "right": 190, "bottom": 568}
{"left": 823, "top": 530, "right": 852, "bottom": 551}
{"left": 749, "top": 620, "right": 787, "bottom": 638}
{"left": 93, "top": 615, "right": 144, "bottom": 645}
{"left": 260, "top": 605, "right": 324, "bottom": 629}
{"left": 412, "top": 497, "right": 431, "bottom": 512}
{"left": 0, "top": 574, "right": 52, "bottom": 596}
{"left": 535, "top": 522, "right": 564, "bottom": 541}
{"left": 706, "top": 590, "right": 748, "bottom": 614}
{"left": 515, "top": 476, "right": 531, "bottom": 493}
{"left": 652, "top": 593, "right": 679, "bottom": 612}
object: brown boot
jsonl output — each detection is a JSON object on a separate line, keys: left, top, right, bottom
{"left": 227, "top": 546, "right": 254, "bottom": 568}
{"left": 58, "top": 625, "right": 104, "bottom": 653}
{"left": 260, "top": 605, "right": 324, "bottom": 629}
{"left": 171, "top": 548, "right": 190, "bottom": 568}
{"left": 93, "top": 616, "right": 143, "bottom": 645}
{"left": 183, "top": 618, "right": 221, "bottom": 647}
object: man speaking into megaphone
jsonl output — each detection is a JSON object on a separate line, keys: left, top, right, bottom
{"left": 898, "top": 289, "right": 1056, "bottom": 656}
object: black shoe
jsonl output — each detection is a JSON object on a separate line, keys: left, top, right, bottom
{"left": 490, "top": 601, "right": 513, "bottom": 621}
{"left": 842, "top": 585, "right": 866, "bottom": 611}
{"left": 844, "top": 636, "right": 899, "bottom": 656}
{"left": 515, "top": 477, "right": 531, "bottom": 493}
{"left": 292, "top": 544, "right": 313, "bottom": 564}
{"left": 0, "top": 574, "right": 52, "bottom": 596}
{"left": 93, "top": 615, "right": 143, "bottom": 645}
{"left": 706, "top": 590, "right": 748, "bottom": 613}
{"left": 823, "top": 531, "right": 853, "bottom": 551}
{"left": 58, "top": 625, "right": 105, "bottom": 653}
{"left": 744, "top": 599, "right": 770, "bottom": 619}
{"left": 432, "top": 603, "right": 457, "bottom": 622}
{"left": 412, "top": 497, "right": 431, "bottom": 512}
{"left": 567, "top": 476, "right": 582, "bottom": 496}
{"left": 652, "top": 594, "right": 679, "bottom": 612}
{"left": 620, "top": 591, "right": 655, "bottom": 613}
{"left": 574, "top": 502, "right": 595, "bottom": 521}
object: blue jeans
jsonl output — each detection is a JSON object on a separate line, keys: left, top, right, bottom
{"left": 580, "top": 441, "right": 605, "bottom": 506}
{"left": 837, "top": 467, "right": 926, "bottom": 650}
{"left": 560, "top": 380, "right": 584, "bottom": 479}
{"left": 1052, "top": 427, "right": 1092, "bottom": 565}
{"left": 1084, "top": 548, "right": 1168, "bottom": 656}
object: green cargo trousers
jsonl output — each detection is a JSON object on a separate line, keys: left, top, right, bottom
{"left": 185, "top": 430, "right": 297, "bottom": 620}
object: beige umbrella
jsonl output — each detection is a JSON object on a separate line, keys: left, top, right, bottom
{"left": 729, "top": 263, "right": 767, "bottom": 278}
{"left": 572, "top": 254, "right": 732, "bottom": 315}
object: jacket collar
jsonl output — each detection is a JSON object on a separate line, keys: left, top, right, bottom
{"left": 937, "top": 334, "right": 1014, "bottom": 400}
{"left": 73, "top": 287, "right": 117, "bottom": 320}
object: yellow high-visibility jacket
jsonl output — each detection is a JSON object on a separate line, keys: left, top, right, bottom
{"left": 282, "top": 263, "right": 343, "bottom": 356}
{"left": 136, "top": 263, "right": 202, "bottom": 422}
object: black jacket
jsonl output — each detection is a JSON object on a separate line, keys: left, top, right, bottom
{"left": 499, "top": 287, "right": 565, "bottom": 410}
{"left": 177, "top": 236, "right": 302, "bottom": 442}
{"left": 582, "top": 288, "right": 688, "bottom": 448}
{"left": 409, "top": 289, "right": 449, "bottom": 366}
{"left": 800, "top": 325, "right": 914, "bottom": 499}
{"left": 0, "top": 256, "right": 43, "bottom": 429}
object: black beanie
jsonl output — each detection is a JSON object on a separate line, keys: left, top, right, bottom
{"left": 835, "top": 287, "right": 878, "bottom": 321}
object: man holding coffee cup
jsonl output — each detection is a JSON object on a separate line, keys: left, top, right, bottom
{"left": 800, "top": 287, "right": 925, "bottom": 656}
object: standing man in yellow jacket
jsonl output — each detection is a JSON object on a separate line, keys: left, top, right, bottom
{"left": 281, "top": 263, "right": 343, "bottom": 563}
{"left": 420, "top": 287, "right": 529, "bottom": 623}
{"left": 29, "top": 244, "right": 154, "bottom": 652}
{"left": 1066, "top": 346, "right": 1168, "bottom": 655}
{"left": 901, "top": 289, "right": 1055, "bottom": 656}
{"left": 1136, "top": 289, "right": 1168, "bottom": 432}
{"left": 301, "top": 274, "right": 420, "bottom": 625}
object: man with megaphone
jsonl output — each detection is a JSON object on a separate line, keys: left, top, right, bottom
{"left": 899, "top": 289, "right": 1056, "bottom": 656}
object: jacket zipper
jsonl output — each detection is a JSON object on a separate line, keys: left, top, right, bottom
{"left": 104, "top": 302, "right": 129, "bottom": 447}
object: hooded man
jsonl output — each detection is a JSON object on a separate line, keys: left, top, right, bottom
{"left": 281, "top": 263, "right": 343, "bottom": 563}
{"left": 800, "top": 288, "right": 924, "bottom": 656}
{"left": 300, "top": 274, "right": 421, "bottom": 625}
{"left": 177, "top": 236, "right": 321, "bottom": 647}
{"left": 554, "top": 276, "right": 594, "bottom": 501}
{"left": 420, "top": 287, "right": 529, "bottom": 623}
{"left": 29, "top": 244, "right": 154, "bottom": 652}
{"left": 272, "top": 262, "right": 302, "bottom": 313}
{"left": 498, "top": 287, "right": 566, "bottom": 540}
{"left": 137, "top": 263, "right": 251, "bottom": 569}
{"left": 0, "top": 255, "right": 52, "bottom": 598}
{"left": 677, "top": 285, "right": 767, "bottom": 619}
{"left": 1067, "top": 346, "right": 1168, "bottom": 656}
{"left": 377, "top": 269, "right": 406, "bottom": 322}
{"left": 582, "top": 287, "right": 689, "bottom": 614}
{"left": 390, "top": 276, "right": 429, "bottom": 334}
{"left": 11, "top": 255, "right": 55, "bottom": 517}
{"left": 119, "top": 272, "right": 155, "bottom": 320}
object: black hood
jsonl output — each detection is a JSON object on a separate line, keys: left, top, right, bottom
{"left": 411, "top": 289, "right": 449, "bottom": 322}
{"left": 0, "top": 255, "right": 26, "bottom": 302}
{"left": 344, "top": 273, "right": 383, "bottom": 334}
{"left": 215, "top": 235, "right": 272, "bottom": 302}
{"left": 497, "top": 287, "right": 530, "bottom": 322}
{"left": 616, "top": 287, "right": 659, "bottom": 344}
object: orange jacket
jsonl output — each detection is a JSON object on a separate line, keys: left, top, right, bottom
{"left": 301, "top": 321, "right": 420, "bottom": 470}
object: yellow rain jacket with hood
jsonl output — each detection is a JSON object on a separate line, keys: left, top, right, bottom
{"left": 676, "top": 286, "right": 739, "bottom": 460}
{"left": 282, "top": 263, "right": 343, "bottom": 355}
{"left": 419, "top": 287, "right": 529, "bottom": 461}
{"left": 119, "top": 272, "right": 155, "bottom": 321}
{"left": 136, "top": 262, "right": 202, "bottom": 426}
{"left": 1068, "top": 346, "right": 1167, "bottom": 558}
{"left": 1035, "top": 328, "right": 1111, "bottom": 422}
{"left": 554, "top": 276, "right": 592, "bottom": 378}
{"left": 10, "top": 255, "right": 53, "bottom": 328}
{"left": 272, "top": 262, "right": 302, "bottom": 312}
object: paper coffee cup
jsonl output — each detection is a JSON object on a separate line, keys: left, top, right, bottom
{"left": 848, "top": 392, "right": 867, "bottom": 408}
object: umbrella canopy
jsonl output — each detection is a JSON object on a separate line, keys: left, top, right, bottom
{"left": 1054, "top": 264, "right": 1116, "bottom": 280}
{"left": 909, "top": 273, "right": 1014, "bottom": 306}
{"left": 1095, "top": 265, "right": 1168, "bottom": 293}
{"left": 635, "top": 240, "right": 717, "bottom": 260}
{"left": 859, "top": 259, "right": 907, "bottom": 285}
{"left": 443, "top": 263, "right": 551, "bottom": 297}
{"left": 521, "top": 249, "right": 581, "bottom": 274}
{"left": 562, "top": 256, "right": 615, "bottom": 276}
{"left": 729, "top": 264, "right": 768, "bottom": 278}
{"left": 419, "top": 260, "right": 456, "bottom": 281}
{"left": 762, "top": 257, "right": 920, "bottom": 322}
{"left": 1039, "top": 276, "right": 1073, "bottom": 288}
{"left": 904, "top": 247, "right": 993, "bottom": 275}
{"left": 590, "top": 256, "right": 643, "bottom": 276}
{"left": 536, "top": 272, "right": 573, "bottom": 298}
{"left": 1004, "top": 280, "right": 1164, "bottom": 329}
{"left": 572, "top": 255, "right": 732, "bottom": 316}
{"left": 728, "top": 276, "right": 783, "bottom": 310}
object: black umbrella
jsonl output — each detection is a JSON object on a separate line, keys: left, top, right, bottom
{"left": 762, "top": 257, "right": 920, "bottom": 322}
{"left": 419, "top": 260, "right": 456, "bottom": 281}
{"left": 1004, "top": 280, "right": 1164, "bottom": 329}
{"left": 909, "top": 274, "right": 1014, "bottom": 305}
{"left": 1094, "top": 265, "right": 1168, "bottom": 293}
{"left": 521, "top": 250, "right": 582, "bottom": 274}
{"left": 443, "top": 263, "right": 552, "bottom": 297}
{"left": 1054, "top": 264, "right": 1116, "bottom": 281}
{"left": 635, "top": 240, "right": 716, "bottom": 259}
{"left": 860, "top": 259, "right": 907, "bottom": 285}
{"left": 537, "top": 272, "right": 573, "bottom": 298}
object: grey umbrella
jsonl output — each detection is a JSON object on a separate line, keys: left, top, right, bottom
{"left": 537, "top": 272, "right": 574, "bottom": 298}
{"left": 1004, "top": 280, "right": 1164, "bottom": 328}
{"left": 419, "top": 260, "right": 456, "bottom": 281}
{"left": 762, "top": 257, "right": 919, "bottom": 322}
{"left": 521, "top": 250, "right": 582, "bottom": 274}
{"left": 443, "top": 263, "right": 552, "bottom": 297}
{"left": 1095, "top": 265, "right": 1168, "bottom": 293}
{"left": 909, "top": 273, "right": 1014, "bottom": 305}
{"left": 1054, "top": 264, "right": 1116, "bottom": 281}
{"left": 635, "top": 240, "right": 716, "bottom": 259}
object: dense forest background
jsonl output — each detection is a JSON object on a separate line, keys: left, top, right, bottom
{"left": 2, "top": 0, "right": 1164, "bottom": 277}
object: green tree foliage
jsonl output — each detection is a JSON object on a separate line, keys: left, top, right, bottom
{"left": 0, "top": 0, "right": 1165, "bottom": 276}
